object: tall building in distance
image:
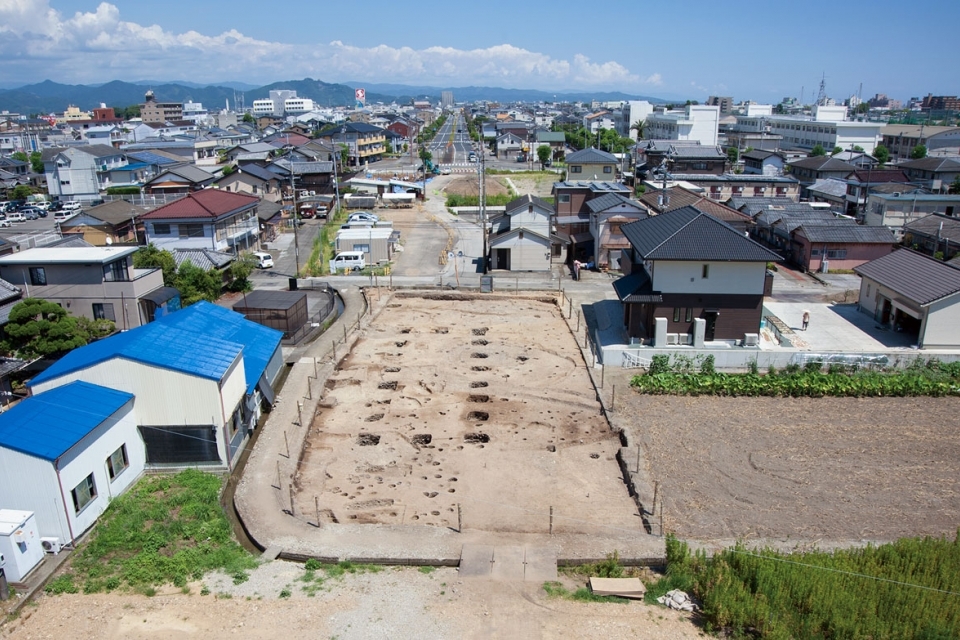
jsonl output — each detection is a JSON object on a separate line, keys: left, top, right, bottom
{"left": 441, "top": 91, "right": 454, "bottom": 109}
{"left": 140, "top": 91, "right": 183, "bottom": 124}
{"left": 707, "top": 96, "right": 734, "bottom": 115}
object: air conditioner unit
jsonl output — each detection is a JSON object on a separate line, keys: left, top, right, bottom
{"left": 666, "top": 333, "right": 679, "bottom": 345}
{"left": 41, "top": 537, "right": 63, "bottom": 554}
{"left": 743, "top": 333, "right": 759, "bottom": 347}
{"left": 679, "top": 334, "right": 693, "bottom": 345}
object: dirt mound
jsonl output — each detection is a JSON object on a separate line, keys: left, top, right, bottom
{"left": 444, "top": 176, "right": 510, "bottom": 197}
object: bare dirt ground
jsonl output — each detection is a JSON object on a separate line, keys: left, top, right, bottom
{"left": 508, "top": 174, "right": 559, "bottom": 199}
{"left": 604, "top": 373, "right": 960, "bottom": 541}
{"left": 295, "top": 293, "right": 639, "bottom": 535}
{"left": 443, "top": 175, "right": 510, "bottom": 197}
{"left": 3, "top": 564, "right": 703, "bottom": 639}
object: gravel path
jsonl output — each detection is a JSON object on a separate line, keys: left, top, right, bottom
{"left": 3, "top": 561, "right": 703, "bottom": 639}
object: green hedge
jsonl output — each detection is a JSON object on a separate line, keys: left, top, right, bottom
{"left": 655, "top": 534, "right": 960, "bottom": 638}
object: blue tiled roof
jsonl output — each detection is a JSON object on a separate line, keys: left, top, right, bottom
{"left": 154, "top": 302, "right": 282, "bottom": 394}
{"left": 0, "top": 381, "right": 133, "bottom": 461}
{"left": 29, "top": 322, "right": 243, "bottom": 388}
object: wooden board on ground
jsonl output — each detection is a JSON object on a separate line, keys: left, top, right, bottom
{"left": 588, "top": 577, "right": 646, "bottom": 599}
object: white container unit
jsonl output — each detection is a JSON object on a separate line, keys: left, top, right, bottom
{"left": 0, "top": 510, "right": 44, "bottom": 583}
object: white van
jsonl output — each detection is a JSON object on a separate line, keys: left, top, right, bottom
{"left": 5, "top": 212, "right": 26, "bottom": 223}
{"left": 329, "top": 251, "right": 366, "bottom": 274}
{"left": 252, "top": 251, "right": 274, "bottom": 269}
{"left": 62, "top": 201, "right": 82, "bottom": 212}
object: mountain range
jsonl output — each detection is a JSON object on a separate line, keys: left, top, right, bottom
{"left": 0, "top": 78, "right": 665, "bottom": 116}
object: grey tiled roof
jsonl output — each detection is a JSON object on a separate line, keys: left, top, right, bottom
{"left": 504, "top": 194, "right": 553, "bottom": 213}
{"left": 855, "top": 249, "right": 960, "bottom": 306}
{"left": 788, "top": 156, "right": 857, "bottom": 172}
{"left": 173, "top": 248, "right": 235, "bottom": 271}
{"left": 566, "top": 147, "right": 617, "bottom": 164}
{"left": 612, "top": 270, "right": 662, "bottom": 303}
{"left": 585, "top": 193, "right": 643, "bottom": 213}
{"left": 903, "top": 213, "right": 960, "bottom": 238}
{"left": 896, "top": 157, "right": 960, "bottom": 172}
{"left": 796, "top": 224, "right": 896, "bottom": 244}
{"left": 621, "top": 206, "right": 781, "bottom": 262}
{"left": 669, "top": 145, "right": 725, "bottom": 159}
{"left": 807, "top": 178, "right": 849, "bottom": 198}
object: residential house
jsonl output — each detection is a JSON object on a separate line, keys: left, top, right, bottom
{"left": 143, "top": 165, "right": 215, "bottom": 195}
{"left": 262, "top": 131, "right": 311, "bottom": 149}
{"left": 742, "top": 149, "right": 785, "bottom": 175}
{"left": 28, "top": 302, "right": 284, "bottom": 471}
{"left": 854, "top": 249, "right": 960, "bottom": 347}
{"left": 805, "top": 178, "right": 849, "bottom": 209}
{"left": 269, "top": 159, "right": 335, "bottom": 196}
{"left": 881, "top": 125, "right": 960, "bottom": 160}
{"left": 787, "top": 156, "right": 857, "bottom": 187}
{"left": 865, "top": 193, "right": 960, "bottom": 234}
{"left": 0, "top": 381, "right": 142, "bottom": 545}
{"left": 488, "top": 195, "right": 555, "bottom": 271}
{"left": 42, "top": 144, "right": 128, "bottom": 202}
{"left": 640, "top": 186, "right": 754, "bottom": 233}
{"left": 496, "top": 132, "right": 525, "bottom": 160}
{"left": 553, "top": 180, "right": 632, "bottom": 260}
{"left": 142, "top": 189, "right": 260, "bottom": 253}
{"left": 534, "top": 130, "right": 566, "bottom": 159}
{"left": 790, "top": 224, "right": 896, "bottom": 272}
{"left": 902, "top": 213, "right": 960, "bottom": 261}
{"left": 896, "top": 157, "right": 960, "bottom": 191}
{"left": 58, "top": 200, "right": 151, "bottom": 245}
{"left": 585, "top": 193, "right": 649, "bottom": 271}
{"left": 317, "top": 122, "right": 386, "bottom": 166}
{"left": 658, "top": 173, "right": 800, "bottom": 201}
{"left": 215, "top": 164, "right": 283, "bottom": 202}
{"left": 844, "top": 168, "right": 910, "bottom": 215}
{"left": 0, "top": 246, "right": 176, "bottom": 329}
{"left": 223, "top": 142, "right": 280, "bottom": 165}
{"left": 612, "top": 207, "right": 781, "bottom": 345}
{"left": 566, "top": 147, "right": 619, "bottom": 180}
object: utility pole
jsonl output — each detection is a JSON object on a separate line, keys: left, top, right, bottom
{"left": 480, "top": 139, "right": 488, "bottom": 273}
{"left": 291, "top": 167, "right": 300, "bottom": 276}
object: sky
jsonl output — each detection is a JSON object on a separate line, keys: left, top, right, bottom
{"left": 0, "top": 0, "right": 955, "bottom": 102}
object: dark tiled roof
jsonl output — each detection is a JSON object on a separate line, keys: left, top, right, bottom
{"left": 795, "top": 224, "right": 896, "bottom": 244}
{"left": 173, "top": 248, "right": 235, "bottom": 270}
{"left": 742, "top": 149, "right": 781, "bottom": 161}
{"left": 504, "top": 194, "right": 553, "bottom": 213}
{"left": 612, "top": 270, "right": 662, "bottom": 303}
{"left": 854, "top": 249, "right": 960, "bottom": 306}
{"left": 585, "top": 193, "right": 643, "bottom": 213}
{"left": 566, "top": 147, "right": 617, "bottom": 164}
{"left": 896, "top": 157, "right": 960, "bottom": 172}
{"left": 903, "top": 213, "right": 960, "bottom": 238}
{"left": 621, "top": 206, "right": 781, "bottom": 262}
{"left": 142, "top": 190, "right": 259, "bottom": 220}
{"left": 228, "top": 164, "right": 280, "bottom": 182}
{"left": 789, "top": 156, "right": 857, "bottom": 172}
{"left": 847, "top": 169, "right": 909, "bottom": 184}
{"left": 80, "top": 200, "right": 152, "bottom": 226}
{"left": 146, "top": 165, "right": 215, "bottom": 185}
{"left": 669, "top": 145, "right": 725, "bottom": 159}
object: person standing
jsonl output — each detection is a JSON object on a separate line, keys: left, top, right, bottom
{"left": 802, "top": 310, "right": 810, "bottom": 331}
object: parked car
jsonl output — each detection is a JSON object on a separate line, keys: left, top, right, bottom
{"left": 347, "top": 211, "right": 379, "bottom": 223}
{"left": 48, "top": 201, "right": 64, "bottom": 212}
{"left": 252, "top": 252, "right": 274, "bottom": 269}
{"left": 22, "top": 208, "right": 41, "bottom": 220}
{"left": 53, "top": 210, "right": 78, "bottom": 222}
{"left": 62, "top": 201, "right": 82, "bottom": 212}
{"left": 0, "top": 220, "right": 11, "bottom": 228}
{"left": 329, "top": 251, "right": 366, "bottom": 273}
{"left": 5, "top": 212, "right": 26, "bottom": 223}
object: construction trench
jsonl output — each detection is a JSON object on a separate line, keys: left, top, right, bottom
{"left": 234, "top": 289, "right": 665, "bottom": 568}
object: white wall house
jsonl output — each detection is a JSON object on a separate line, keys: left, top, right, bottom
{"left": 142, "top": 189, "right": 260, "bottom": 253}
{"left": 41, "top": 144, "right": 128, "bottom": 202}
{"left": 488, "top": 195, "right": 554, "bottom": 272}
{"left": 646, "top": 105, "right": 720, "bottom": 146}
{"left": 28, "top": 302, "right": 283, "bottom": 470}
{"left": 0, "top": 382, "right": 144, "bottom": 544}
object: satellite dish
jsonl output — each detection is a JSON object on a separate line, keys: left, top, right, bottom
{"left": 105, "top": 237, "right": 113, "bottom": 245}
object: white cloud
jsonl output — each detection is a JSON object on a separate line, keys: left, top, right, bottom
{"left": 0, "top": 0, "right": 662, "bottom": 91}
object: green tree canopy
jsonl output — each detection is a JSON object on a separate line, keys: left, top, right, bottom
{"left": 910, "top": 144, "right": 927, "bottom": 159}
{"left": 536, "top": 145, "right": 551, "bottom": 169}
{"left": 133, "top": 244, "right": 177, "bottom": 287}
{"left": 949, "top": 175, "right": 960, "bottom": 195}
{"left": 174, "top": 261, "right": 222, "bottom": 306}
{"left": 9, "top": 185, "right": 35, "bottom": 200}
{"left": 418, "top": 147, "right": 433, "bottom": 163}
{"left": 631, "top": 119, "right": 646, "bottom": 140}
{"left": 811, "top": 144, "right": 826, "bottom": 157}
{"left": 242, "top": 112, "right": 254, "bottom": 124}
{"left": 831, "top": 146, "right": 843, "bottom": 155}
{"left": 727, "top": 147, "right": 739, "bottom": 164}
{"left": 874, "top": 144, "right": 890, "bottom": 166}
{"left": 1, "top": 298, "right": 91, "bottom": 360}
{"left": 227, "top": 253, "right": 257, "bottom": 292}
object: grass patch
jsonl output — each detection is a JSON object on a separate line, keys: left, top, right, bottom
{"left": 444, "top": 193, "right": 515, "bottom": 207}
{"left": 418, "top": 566, "right": 436, "bottom": 574}
{"left": 44, "top": 469, "right": 256, "bottom": 595}
{"left": 650, "top": 533, "right": 960, "bottom": 638}
{"left": 543, "top": 581, "right": 629, "bottom": 604}
{"left": 305, "top": 206, "right": 349, "bottom": 276}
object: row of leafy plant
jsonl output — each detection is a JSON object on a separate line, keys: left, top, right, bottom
{"left": 46, "top": 470, "right": 256, "bottom": 595}
{"left": 630, "top": 355, "right": 960, "bottom": 397}
{"left": 648, "top": 534, "right": 960, "bottom": 639}
{"left": 444, "top": 193, "right": 516, "bottom": 208}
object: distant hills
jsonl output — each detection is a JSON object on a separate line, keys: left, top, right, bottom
{"left": 0, "top": 78, "right": 666, "bottom": 115}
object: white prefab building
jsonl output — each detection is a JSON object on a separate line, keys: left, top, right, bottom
{"left": 0, "top": 511, "right": 44, "bottom": 583}
{"left": 645, "top": 105, "right": 720, "bottom": 146}
{"left": 0, "top": 382, "right": 143, "bottom": 545}
{"left": 488, "top": 195, "right": 554, "bottom": 272}
{"left": 28, "top": 302, "right": 283, "bottom": 470}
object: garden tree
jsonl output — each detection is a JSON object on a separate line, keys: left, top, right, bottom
{"left": 11, "top": 151, "right": 42, "bottom": 173}
{"left": 174, "top": 260, "right": 222, "bottom": 306}
{"left": 727, "top": 147, "right": 739, "bottom": 164}
{"left": 418, "top": 147, "right": 432, "bottom": 163}
{"left": 853, "top": 145, "right": 865, "bottom": 152}
{"left": 910, "top": 144, "right": 927, "bottom": 159}
{"left": 630, "top": 119, "right": 646, "bottom": 140}
{"left": 242, "top": 112, "right": 254, "bottom": 124}
{"left": 831, "top": 146, "right": 843, "bottom": 155}
{"left": 536, "top": 145, "right": 551, "bottom": 169}
{"left": 338, "top": 144, "right": 349, "bottom": 169}
{"left": 9, "top": 184, "right": 35, "bottom": 200}
{"left": 874, "top": 144, "right": 890, "bottom": 166}
{"left": 75, "top": 316, "right": 117, "bottom": 341}
{"left": 856, "top": 102, "right": 870, "bottom": 114}
{"left": 133, "top": 244, "right": 177, "bottom": 286}
{"left": 221, "top": 164, "right": 236, "bottom": 176}
{"left": 1, "top": 298, "right": 90, "bottom": 360}
{"left": 811, "top": 144, "right": 826, "bottom": 157}
{"left": 949, "top": 175, "right": 960, "bottom": 194}
{"left": 227, "top": 253, "right": 257, "bottom": 292}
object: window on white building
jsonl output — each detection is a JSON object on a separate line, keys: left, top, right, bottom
{"left": 71, "top": 473, "right": 97, "bottom": 513}
{"left": 107, "top": 445, "right": 129, "bottom": 481}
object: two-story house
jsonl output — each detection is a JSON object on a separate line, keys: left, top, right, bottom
{"left": 565, "top": 147, "right": 618, "bottom": 180}
{"left": 552, "top": 180, "right": 632, "bottom": 262}
{"left": 613, "top": 207, "right": 780, "bottom": 345}
{"left": 318, "top": 122, "right": 386, "bottom": 167}
{"left": 214, "top": 164, "right": 284, "bottom": 202}
{"left": 787, "top": 156, "right": 857, "bottom": 188}
{"left": 42, "top": 144, "right": 128, "bottom": 202}
{"left": 585, "top": 193, "right": 649, "bottom": 271}
{"left": 143, "top": 165, "right": 216, "bottom": 195}
{"left": 0, "top": 246, "right": 178, "bottom": 329}
{"left": 896, "top": 157, "right": 960, "bottom": 191}
{"left": 142, "top": 190, "right": 260, "bottom": 253}
{"left": 488, "top": 195, "right": 555, "bottom": 271}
